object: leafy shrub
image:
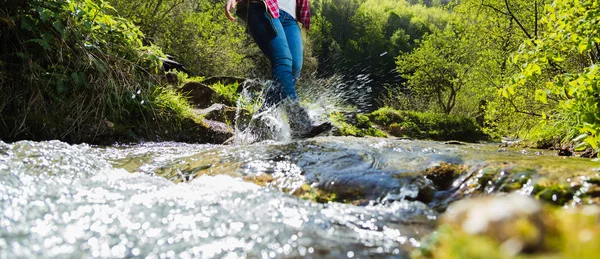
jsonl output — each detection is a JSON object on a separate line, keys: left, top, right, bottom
{"left": 209, "top": 82, "right": 239, "bottom": 105}
{"left": 107, "top": 0, "right": 255, "bottom": 77}
{"left": 0, "top": 0, "right": 199, "bottom": 143}
{"left": 505, "top": 0, "right": 600, "bottom": 150}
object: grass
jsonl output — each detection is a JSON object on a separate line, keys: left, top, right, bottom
{"left": 0, "top": 0, "right": 206, "bottom": 144}
{"left": 207, "top": 82, "right": 238, "bottom": 105}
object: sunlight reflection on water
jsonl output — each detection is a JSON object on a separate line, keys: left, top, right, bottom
{"left": 0, "top": 140, "right": 438, "bottom": 258}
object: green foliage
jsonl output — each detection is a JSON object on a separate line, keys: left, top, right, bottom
{"left": 174, "top": 70, "right": 205, "bottom": 86}
{"left": 209, "top": 82, "right": 239, "bottom": 105}
{"left": 369, "top": 107, "right": 485, "bottom": 141}
{"left": 0, "top": 0, "right": 200, "bottom": 143}
{"left": 309, "top": 0, "right": 453, "bottom": 104}
{"left": 520, "top": 121, "right": 565, "bottom": 148}
{"left": 385, "top": 0, "right": 563, "bottom": 143}
{"left": 107, "top": 0, "right": 254, "bottom": 77}
{"left": 462, "top": 0, "right": 553, "bottom": 142}
{"left": 506, "top": 0, "right": 600, "bottom": 150}
{"left": 151, "top": 87, "right": 195, "bottom": 123}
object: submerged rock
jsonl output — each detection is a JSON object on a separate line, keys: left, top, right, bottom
{"left": 417, "top": 198, "right": 600, "bottom": 259}
{"left": 444, "top": 141, "right": 465, "bottom": 145}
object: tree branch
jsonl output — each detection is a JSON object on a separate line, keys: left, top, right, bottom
{"left": 593, "top": 42, "right": 600, "bottom": 64}
{"left": 534, "top": 0, "right": 538, "bottom": 39}
{"left": 507, "top": 98, "right": 542, "bottom": 117}
{"left": 504, "top": 0, "right": 533, "bottom": 39}
{"left": 159, "top": 0, "right": 186, "bottom": 20}
{"left": 480, "top": 2, "right": 509, "bottom": 16}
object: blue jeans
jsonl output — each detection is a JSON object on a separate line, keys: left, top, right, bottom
{"left": 246, "top": 3, "right": 303, "bottom": 109}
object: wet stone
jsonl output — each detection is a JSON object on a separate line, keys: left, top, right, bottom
{"left": 441, "top": 193, "right": 548, "bottom": 254}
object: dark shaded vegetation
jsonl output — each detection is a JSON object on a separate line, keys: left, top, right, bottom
{"left": 0, "top": 0, "right": 216, "bottom": 144}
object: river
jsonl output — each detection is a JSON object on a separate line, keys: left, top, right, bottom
{"left": 1, "top": 137, "right": 599, "bottom": 258}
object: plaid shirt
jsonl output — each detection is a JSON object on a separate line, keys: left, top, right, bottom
{"left": 238, "top": 0, "right": 311, "bottom": 29}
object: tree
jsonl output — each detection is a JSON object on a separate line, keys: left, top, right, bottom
{"left": 452, "top": 0, "right": 550, "bottom": 137}
{"left": 308, "top": 0, "right": 453, "bottom": 110}
{"left": 396, "top": 24, "right": 475, "bottom": 114}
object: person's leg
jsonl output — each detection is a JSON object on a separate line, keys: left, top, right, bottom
{"left": 246, "top": 7, "right": 332, "bottom": 137}
{"left": 279, "top": 11, "right": 303, "bottom": 86}
{"left": 246, "top": 4, "right": 297, "bottom": 109}
{"left": 277, "top": 11, "right": 331, "bottom": 137}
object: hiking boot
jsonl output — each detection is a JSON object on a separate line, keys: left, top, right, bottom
{"left": 294, "top": 121, "right": 333, "bottom": 138}
{"left": 281, "top": 99, "right": 332, "bottom": 139}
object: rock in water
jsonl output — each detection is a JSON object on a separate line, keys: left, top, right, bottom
{"left": 441, "top": 193, "right": 548, "bottom": 255}
{"left": 201, "top": 120, "right": 233, "bottom": 143}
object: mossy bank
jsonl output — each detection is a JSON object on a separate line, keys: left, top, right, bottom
{"left": 331, "top": 107, "right": 487, "bottom": 142}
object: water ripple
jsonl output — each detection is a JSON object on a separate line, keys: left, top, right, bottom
{"left": 0, "top": 140, "right": 435, "bottom": 258}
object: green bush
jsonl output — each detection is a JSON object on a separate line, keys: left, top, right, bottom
{"left": 209, "top": 82, "right": 239, "bottom": 105}
{"left": 505, "top": 0, "right": 600, "bottom": 151}
{"left": 107, "top": 0, "right": 255, "bottom": 77}
{"left": 0, "top": 0, "right": 200, "bottom": 143}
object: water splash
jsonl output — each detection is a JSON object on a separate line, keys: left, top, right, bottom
{"left": 228, "top": 80, "right": 291, "bottom": 145}
{"left": 229, "top": 75, "right": 374, "bottom": 145}
{"left": 230, "top": 105, "right": 293, "bottom": 145}
{"left": 297, "top": 74, "right": 373, "bottom": 115}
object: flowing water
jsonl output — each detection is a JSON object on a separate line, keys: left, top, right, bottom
{"left": 2, "top": 137, "right": 598, "bottom": 258}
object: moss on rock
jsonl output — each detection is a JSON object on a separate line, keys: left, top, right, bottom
{"left": 414, "top": 200, "right": 600, "bottom": 259}
{"left": 533, "top": 182, "right": 576, "bottom": 206}
{"left": 368, "top": 108, "right": 486, "bottom": 142}
{"left": 293, "top": 184, "right": 339, "bottom": 203}
{"left": 329, "top": 112, "right": 387, "bottom": 137}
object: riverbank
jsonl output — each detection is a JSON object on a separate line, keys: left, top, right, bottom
{"left": 0, "top": 0, "right": 230, "bottom": 145}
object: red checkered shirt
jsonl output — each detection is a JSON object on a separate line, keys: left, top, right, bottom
{"left": 238, "top": 0, "right": 311, "bottom": 29}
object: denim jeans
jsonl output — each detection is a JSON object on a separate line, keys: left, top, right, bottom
{"left": 246, "top": 3, "right": 303, "bottom": 109}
